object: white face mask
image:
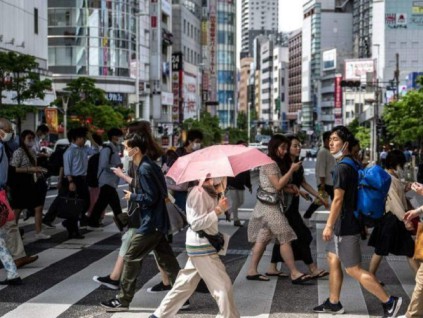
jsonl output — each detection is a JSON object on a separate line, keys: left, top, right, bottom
{"left": 332, "top": 143, "right": 347, "bottom": 159}
{"left": 1, "top": 130, "right": 13, "bottom": 142}
{"left": 122, "top": 150, "right": 131, "bottom": 172}
{"left": 192, "top": 142, "right": 201, "bottom": 151}
{"left": 25, "top": 141, "right": 35, "bottom": 148}
{"left": 396, "top": 167, "right": 405, "bottom": 180}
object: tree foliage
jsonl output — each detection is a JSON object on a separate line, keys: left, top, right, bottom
{"left": 182, "top": 111, "right": 222, "bottom": 146}
{"left": 56, "top": 77, "right": 131, "bottom": 134}
{"left": 383, "top": 76, "right": 423, "bottom": 145}
{"left": 0, "top": 51, "right": 52, "bottom": 132}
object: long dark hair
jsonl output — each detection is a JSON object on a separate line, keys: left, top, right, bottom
{"left": 19, "top": 130, "right": 36, "bottom": 166}
{"left": 126, "top": 120, "right": 163, "bottom": 160}
{"left": 267, "top": 134, "right": 291, "bottom": 174}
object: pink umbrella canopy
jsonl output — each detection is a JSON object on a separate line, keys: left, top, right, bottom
{"left": 166, "top": 145, "right": 274, "bottom": 184}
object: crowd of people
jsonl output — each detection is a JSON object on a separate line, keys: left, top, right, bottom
{"left": 1, "top": 117, "right": 423, "bottom": 318}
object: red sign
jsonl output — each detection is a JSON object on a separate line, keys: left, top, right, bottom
{"left": 334, "top": 74, "right": 343, "bottom": 125}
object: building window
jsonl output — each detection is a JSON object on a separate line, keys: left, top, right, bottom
{"left": 34, "top": 8, "right": 39, "bottom": 34}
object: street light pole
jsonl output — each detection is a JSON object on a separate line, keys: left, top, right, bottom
{"left": 227, "top": 97, "right": 232, "bottom": 128}
{"left": 62, "top": 95, "right": 69, "bottom": 139}
{"left": 135, "top": 8, "right": 149, "bottom": 120}
{"left": 247, "top": 102, "right": 251, "bottom": 143}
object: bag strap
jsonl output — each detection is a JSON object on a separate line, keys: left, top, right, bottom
{"left": 339, "top": 157, "right": 360, "bottom": 172}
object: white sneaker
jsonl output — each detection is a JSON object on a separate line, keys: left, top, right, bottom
{"left": 34, "top": 232, "right": 51, "bottom": 240}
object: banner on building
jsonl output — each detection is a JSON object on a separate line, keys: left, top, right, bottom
{"left": 45, "top": 107, "right": 58, "bottom": 134}
{"left": 344, "top": 59, "right": 375, "bottom": 81}
{"left": 172, "top": 52, "right": 183, "bottom": 123}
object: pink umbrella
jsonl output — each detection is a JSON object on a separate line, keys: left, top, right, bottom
{"left": 166, "top": 145, "right": 274, "bottom": 184}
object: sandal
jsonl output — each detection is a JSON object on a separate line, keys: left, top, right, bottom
{"left": 310, "top": 270, "right": 329, "bottom": 279}
{"left": 246, "top": 274, "right": 270, "bottom": 281}
{"left": 291, "top": 274, "right": 313, "bottom": 285}
{"left": 265, "top": 271, "right": 289, "bottom": 277}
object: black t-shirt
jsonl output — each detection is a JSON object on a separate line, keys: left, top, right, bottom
{"left": 332, "top": 156, "right": 361, "bottom": 236}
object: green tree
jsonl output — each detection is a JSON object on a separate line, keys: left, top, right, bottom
{"left": 237, "top": 111, "right": 247, "bottom": 130}
{"left": 55, "top": 77, "right": 130, "bottom": 133}
{"left": 355, "top": 125, "right": 371, "bottom": 149}
{"left": 0, "top": 51, "right": 52, "bottom": 132}
{"left": 182, "top": 111, "right": 222, "bottom": 146}
{"left": 383, "top": 76, "right": 423, "bottom": 145}
{"left": 348, "top": 118, "right": 360, "bottom": 136}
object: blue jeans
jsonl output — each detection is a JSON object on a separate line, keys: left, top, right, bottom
{"left": 0, "top": 227, "right": 19, "bottom": 280}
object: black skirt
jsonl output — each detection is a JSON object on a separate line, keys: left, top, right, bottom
{"left": 368, "top": 212, "right": 415, "bottom": 257}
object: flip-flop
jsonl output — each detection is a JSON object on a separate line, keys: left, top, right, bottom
{"left": 265, "top": 272, "right": 289, "bottom": 277}
{"left": 311, "top": 270, "right": 329, "bottom": 279}
{"left": 291, "top": 273, "right": 313, "bottom": 285}
{"left": 246, "top": 274, "right": 270, "bottom": 281}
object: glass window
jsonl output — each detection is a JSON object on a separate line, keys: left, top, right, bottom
{"left": 34, "top": 8, "right": 39, "bottom": 34}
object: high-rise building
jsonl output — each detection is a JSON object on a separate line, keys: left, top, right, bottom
{"left": 238, "top": 57, "right": 254, "bottom": 114}
{"left": 0, "top": 0, "right": 54, "bottom": 129}
{"left": 241, "top": 0, "right": 279, "bottom": 57}
{"left": 301, "top": 0, "right": 353, "bottom": 132}
{"left": 288, "top": 29, "right": 302, "bottom": 131}
{"left": 353, "top": 0, "right": 373, "bottom": 58}
{"left": 47, "top": 0, "right": 173, "bottom": 125}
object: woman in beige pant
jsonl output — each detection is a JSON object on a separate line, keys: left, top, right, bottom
{"left": 401, "top": 181, "right": 423, "bottom": 318}
{"left": 151, "top": 178, "right": 239, "bottom": 318}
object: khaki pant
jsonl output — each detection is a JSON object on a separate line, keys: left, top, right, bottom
{"left": 4, "top": 220, "right": 25, "bottom": 260}
{"left": 406, "top": 262, "right": 423, "bottom": 317}
{"left": 154, "top": 254, "right": 240, "bottom": 318}
{"left": 118, "top": 231, "right": 181, "bottom": 307}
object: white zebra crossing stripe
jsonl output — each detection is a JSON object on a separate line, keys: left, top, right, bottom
{"left": 387, "top": 257, "right": 415, "bottom": 298}
{"left": 2, "top": 250, "right": 119, "bottom": 318}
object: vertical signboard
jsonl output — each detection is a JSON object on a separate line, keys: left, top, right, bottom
{"left": 334, "top": 74, "right": 343, "bottom": 126}
{"left": 208, "top": 0, "right": 217, "bottom": 102}
{"left": 172, "top": 52, "right": 183, "bottom": 123}
{"left": 45, "top": 107, "right": 58, "bottom": 133}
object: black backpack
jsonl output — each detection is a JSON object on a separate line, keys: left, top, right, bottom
{"left": 47, "top": 145, "right": 69, "bottom": 177}
{"left": 86, "top": 145, "right": 113, "bottom": 188}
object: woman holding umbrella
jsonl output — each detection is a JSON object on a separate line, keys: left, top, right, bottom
{"left": 246, "top": 134, "right": 312, "bottom": 284}
{"left": 150, "top": 177, "right": 240, "bottom": 318}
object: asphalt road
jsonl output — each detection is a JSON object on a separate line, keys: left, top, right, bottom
{"left": 0, "top": 158, "right": 419, "bottom": 318}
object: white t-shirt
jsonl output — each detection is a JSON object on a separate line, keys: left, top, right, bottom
{"left": 315, "top": 147, "right": 336, "bottom": 186}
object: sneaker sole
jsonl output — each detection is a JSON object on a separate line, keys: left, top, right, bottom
{"left": 391, "top": 298, "right": 402, "bottom": 317}
{"left": 93, "top": 277, "right": 119, "bottom": 290}
{"left": 147, "top": 287, "right": 171, "bottom": 293}
{"left": 100, "top": 304, "right": 128, "bottom": 312}
{"left": 313, "top": 308, "right": 345, "bottom": 314}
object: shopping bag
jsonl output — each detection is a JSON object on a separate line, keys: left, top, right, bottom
{"left": 0, "top": 190, "right": 13, "bottom": 227}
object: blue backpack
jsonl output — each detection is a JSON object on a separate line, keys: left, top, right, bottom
{"left": 339, "top": 157, "right": 391, "bottom": 227}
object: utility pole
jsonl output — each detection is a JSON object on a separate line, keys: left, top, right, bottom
{"left": 394, "top": 53, "right": 400, "bottom": 101}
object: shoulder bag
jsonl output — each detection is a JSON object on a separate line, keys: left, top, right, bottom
{"left": 150, "top": 166, "right": 188, "bottom": 234}
{"left": 414, "top": 221, "right": 423, "bottom": 261}
{"left": 256, "top": 186, "right": 280, "bottom": 205}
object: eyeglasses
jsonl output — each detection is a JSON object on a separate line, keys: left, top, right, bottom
{"left": 1, "top": 127, "right": 14, "bottom": 133}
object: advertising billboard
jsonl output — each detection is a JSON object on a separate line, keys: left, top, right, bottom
{"left": 322, "top": 49, "right": 337, "bottom": 71}
{"left": 334, "top": 74, "right": 343, "bottom": 126}
{"left": 344, "top": 59, "right": 375, "bottom": 81}
{"left": 386, "top": 0, "right": 423, "bottom": 29}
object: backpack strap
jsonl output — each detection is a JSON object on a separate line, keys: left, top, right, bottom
{"left": 338, "top": 157, "right": 360, "bottom": 172}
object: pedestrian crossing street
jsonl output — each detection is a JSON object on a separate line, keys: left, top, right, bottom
{"left": 0, "top": 211, "right": 416, "bottom": 318}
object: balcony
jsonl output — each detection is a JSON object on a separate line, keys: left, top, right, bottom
{"left": 320, "top": 114, "right": 334, "bottom": 122}
{"left": 320, "top": 85, "right": 335, "bottom": 94}
{"left": 321, "top": 100, "right": 334, "bottom": 108}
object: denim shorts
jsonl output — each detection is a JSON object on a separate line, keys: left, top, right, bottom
{"left": 119, "top": 228, "right": 136, "bottom": 257}
{"left": 326, "top": 234, "right": 362, "bottom": 268}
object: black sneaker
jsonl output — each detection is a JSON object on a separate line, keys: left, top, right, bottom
{"left": 181, "top": 300, "right": 190, "bottom": 310}
{"left": 100, "top": 298, "right": 128, "bottom": 312}
{"left": 147, "top": 282, "right": 171, "bottom": 293}
{"left": 382, "top": 296, "right": 402, "bottom": 317}
{"left": 313, "top": 298, "right": 345, "bottom": 314}
{"left": 0, "top": 277, "right": 22, "bottom": 285}
{"left": 93, "top": 275, "right": 119, "bottom": 290}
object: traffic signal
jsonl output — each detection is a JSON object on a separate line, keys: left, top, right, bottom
{"left": 341, "top": 80, "right": 361, "bottom": 88}
{"left": 158, "top": 126, "right": 163, "bottom": 134}
{"left": 376, "top": 122, "right": 387, "bottom": 139}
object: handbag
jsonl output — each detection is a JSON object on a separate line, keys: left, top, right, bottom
{"left": 56, "top": 195, "right": 85, "bottom": 219}
{"left": 256, "top": 186, "right": 280, "bottom": 205}
{"left": 166, "top": 198, "right": 188, "bottom": 234}
{"left": 196, "top": 230, "right": 225, "bottom": 252}
{"left": 150, "top": 167, "right": 188, "bottom": 234}
{"left": 0, "top": 190, "right": 13, "bottom": 227}
{"left": 414, "top": 222, "right": 423, "bottom": 261}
